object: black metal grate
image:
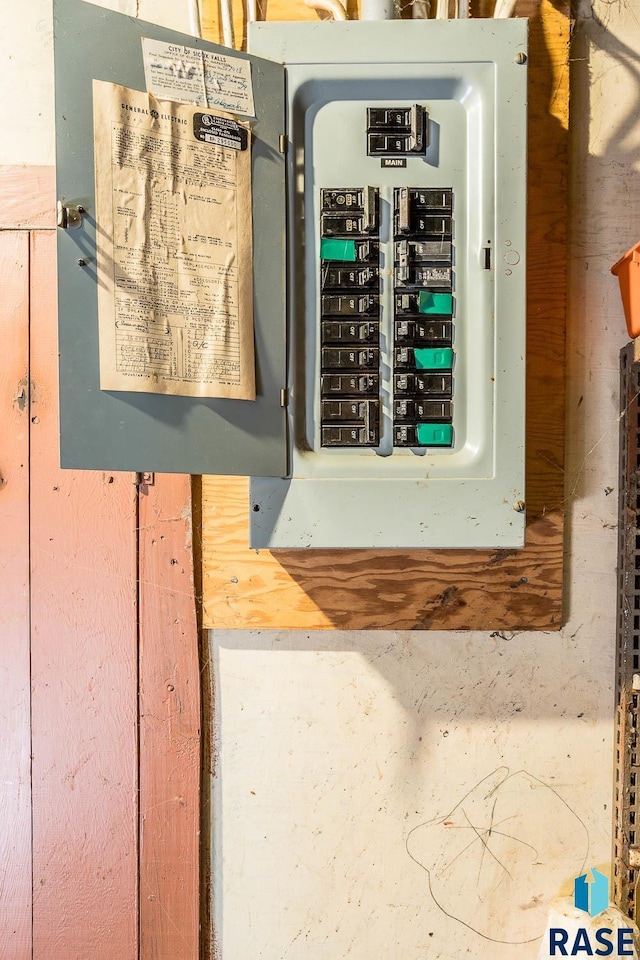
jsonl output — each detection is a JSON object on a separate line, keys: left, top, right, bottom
{"left": 614, "top": 342, "right": 640, "bottom": 919}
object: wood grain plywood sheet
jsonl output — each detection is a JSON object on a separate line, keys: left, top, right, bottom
{"left": 29, "top": 230, "right": 140, "bottom": 960}
{"left": 0, "top": 231, "right": 32, "bottom": 960}
{"left": 201, "top": 0, "right": 569, "bottom": 631}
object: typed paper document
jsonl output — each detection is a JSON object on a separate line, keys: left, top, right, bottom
{"left": 92, "top": 80, "right": 255, "bottom": 399}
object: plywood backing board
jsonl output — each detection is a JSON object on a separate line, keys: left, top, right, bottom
{"left": 201, "top": 0, "right": 569, "bottom": 631}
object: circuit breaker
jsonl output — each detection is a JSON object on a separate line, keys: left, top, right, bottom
{"left": 247, "top": 20, "right": 527, "bottom": 549}
{"left": 54, "top": 4, "right": 526, "bottom": 550}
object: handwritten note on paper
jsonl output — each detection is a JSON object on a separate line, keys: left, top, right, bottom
{"left": 92, "top": 80, "right": 255, "bottom": 400}
{"left": 202, "top": 50, "right": 256, "bottom": 117}
{"left": 142, "top": 37, "right": 256, "bottom": 118}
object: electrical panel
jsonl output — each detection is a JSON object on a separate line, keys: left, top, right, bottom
{"left": 247, "top": 20, "right": 527, "bottom": 549}
{"left": 54, "top": 3, "right": 526, "bottom": 550}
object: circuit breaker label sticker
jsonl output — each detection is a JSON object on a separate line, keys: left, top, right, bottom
{"left": 142, "top": 37, "right": 256, "bottom": 118}
{"left": 193, "top": 113, "right": 248, "bottom": 150}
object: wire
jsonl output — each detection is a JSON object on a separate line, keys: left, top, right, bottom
{"left": 220, "top": 0, "right": 236, "bottom": 46}
{"left": 360, "top": 0, "right": 396, "bottom": 17}
{"left": 493, "top": 0, "right": 517, "bottom": 16}
{"left": 411, "top": 0, "right": 430, "bottom": 16}
{"left": 187, "top": 0, "right": 202, "bottom": 36}
{"left": 304, "top": 0, "right": 348, "bottom": 19}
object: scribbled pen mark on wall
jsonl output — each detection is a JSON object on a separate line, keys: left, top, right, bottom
{"left": 406, "top": 767, "right": 589, "bottom": 944}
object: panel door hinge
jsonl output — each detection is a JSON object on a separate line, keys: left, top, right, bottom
{"left": 280, "top": 388, "right": 288, "bottom": 408}
{"left": 56, "top": 199, "right": 85, "bottom": 229}
{"left": 279, "top": 134, "right": 288, "bottom": 154}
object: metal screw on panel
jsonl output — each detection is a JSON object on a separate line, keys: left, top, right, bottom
{"left": 78, "top": 259, "right": 87, "bottom": 266}
{"left": 515, "top": 52, "right": 527, "bottom": 64}
{"left": 513, "top": 500, "right": 526, "bottom": 513}
{"left": 77, "top": 204, "right": 85, "bottom": 213}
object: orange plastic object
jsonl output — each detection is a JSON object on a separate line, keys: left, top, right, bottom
{"left": 612, "top": 242, "right": 640, "bottom": 338}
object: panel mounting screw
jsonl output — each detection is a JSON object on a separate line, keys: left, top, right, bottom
{"left": 77, "top": 258, "right": 87, "bottom": 266}
{"left": 515, "top": 52, "right": 527, "bottom": 64}
{"left": 513, "top": 500, "right": 526, "bottom": 513}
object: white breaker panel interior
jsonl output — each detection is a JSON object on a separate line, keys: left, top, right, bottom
{"left": 248, "top": 20, "right": 527, "bottom": 550}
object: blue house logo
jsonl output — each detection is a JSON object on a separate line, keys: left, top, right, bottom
{"left": 574, "top": 868, "right": 609, "bottom": 918}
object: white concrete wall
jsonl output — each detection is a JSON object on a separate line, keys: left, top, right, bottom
{"left": 3, "top": 0, "right": 637, "bottom": 955}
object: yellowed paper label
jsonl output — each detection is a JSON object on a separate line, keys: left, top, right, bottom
{"left": 92, "top": 80, "right": 255, "bottom": 400}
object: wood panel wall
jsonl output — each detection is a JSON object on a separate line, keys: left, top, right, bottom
{"left": 200, "top": 0, "right": 570, "bottom": 631}
{"left": 0, "top": 230, "right": 32, "bottom": 960}
{"left": 0, "top": 167, "right": 200, "bottom": 960}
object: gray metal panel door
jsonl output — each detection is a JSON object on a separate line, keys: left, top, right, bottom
{"left": 54, "top": 0, "right": 287, "bottom": 476}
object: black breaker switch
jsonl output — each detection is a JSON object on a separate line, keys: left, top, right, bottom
{"left": 366, "top": 105, "right": 428, "bottom": 157}
{"left": 321, "top": 186, "right": 378, "bottom": 233}
{"left": 321, "top": 265, "right": 378, "bottom": 290}
{"left": 395, "top": 319, "right": 453, "bottom": 345}
{"left": 322, "top": 321, "right": 378, "bottom": 344}
{"left": 321, "top": 374, "right": 378, "bottom": 396}
{"left": 321, "top": 399, "right": 380, "bottom": 447}
{"left": 394, "top": 399, "right": 452, "bottom": 422}
{"left": 322, "top": 425, "right": 378, "bottom": 447}
{"left": 395, "top": 188, "right": 453, "bottom": 236}
{"left": 394, "top": 373, "right": 453, "bottom": 396}
{"left": 322, "top": 214, "right": 372, "bottom": 236}
{"left": 321, "top": 347, "right": 379, "bottom": 370}
{"left": 322, "top": 294, "right": 379, "bottom": 317}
